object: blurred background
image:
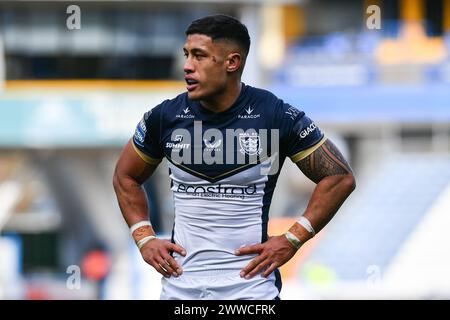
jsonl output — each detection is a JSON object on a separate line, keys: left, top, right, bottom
{"left": 0, "top": 0, "right": 450, "bottom": 300}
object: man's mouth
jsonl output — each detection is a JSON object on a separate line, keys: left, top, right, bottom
{"left": 185, "top": 78, "right": 199, "bottom": 91}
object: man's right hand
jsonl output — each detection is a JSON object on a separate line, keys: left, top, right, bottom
{"left": 140, "top": 238, "right": 186, "bottom": 278}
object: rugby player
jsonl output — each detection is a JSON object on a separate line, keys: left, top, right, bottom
{"left": 113, "top": 14, "right": 356, "bottom": 300}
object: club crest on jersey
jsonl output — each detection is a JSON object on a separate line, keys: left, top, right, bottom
{"left": 239, "top": 133, "right": 262, "bottom": 156}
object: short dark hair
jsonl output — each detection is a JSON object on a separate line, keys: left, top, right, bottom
{"left": 185, "top": 14, "right": 251, "bottom": 57}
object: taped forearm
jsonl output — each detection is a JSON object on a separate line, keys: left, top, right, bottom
{"left": 284, "top": 216, "right": 316, "bottom": 250}
{"left": 130, "top": 221, "right": 157, "bottom": 249}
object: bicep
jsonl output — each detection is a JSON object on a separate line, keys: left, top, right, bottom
{"left": 115, "top": 139, "right": 161, "bottom": 185}
{"left": 295, "top": 139, "right": 353, "bottom": 184}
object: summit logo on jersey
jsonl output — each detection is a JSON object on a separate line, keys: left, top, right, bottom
{"left": 176, "top": 107, "right": 194, "bottom": 119}
{"left": 238, "top": 106, "right": 260, "bottom": 119}
{"left": 166, "top": 134, "right": 190, "bottom": 150}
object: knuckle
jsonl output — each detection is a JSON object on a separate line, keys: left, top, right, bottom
{"left": 165, "top": 267, "right": 173, "bottom": 273}
{"left": 170, "top": 260, "right": 178, "bottom": 268}
{"left": 166, "top": 259, "right": 174, "bottom": 266}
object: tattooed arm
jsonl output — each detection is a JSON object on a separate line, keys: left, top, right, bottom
{"left": 295, "top": 138, "right": 356, "bottom": 233}
{"left": 237, "top": 139, "right": 356, "bottom": 279}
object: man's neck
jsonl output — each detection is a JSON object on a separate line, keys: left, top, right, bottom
{"left": 200, "top": 81, "right": 242, "bottom": 113}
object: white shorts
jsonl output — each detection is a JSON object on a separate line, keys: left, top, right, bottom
{"left": 160, "top": 269, "right": 281, "bottom": 300}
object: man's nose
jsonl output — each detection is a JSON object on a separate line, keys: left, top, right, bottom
{"left": 184, "top": 57, "right": 194, "bottom": 74}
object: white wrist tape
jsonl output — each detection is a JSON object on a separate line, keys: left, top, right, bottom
{"left": 137, "top": 235, "right": 156, "bottom": 250}
{"left": 298, "top": 216, "right": 315, "bottom": 236}
{"left": 130, "top": 221, "right": 152, "bottom": 235}
{"left": 285, "top": 231, "right": 302, "bottom": 250}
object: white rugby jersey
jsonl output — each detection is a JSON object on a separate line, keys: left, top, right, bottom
{"left": 133, "top": 84, "right": 325, "bottom": 296}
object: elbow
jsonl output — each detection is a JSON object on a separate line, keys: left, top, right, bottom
{"left": 112, "top": 167, "right": 122, "bottom": 193}
{"left": 343, "top": 173, "right": 356, "bottom": 194}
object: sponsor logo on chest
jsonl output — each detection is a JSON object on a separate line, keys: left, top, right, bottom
{"left": 238, "top": 106, "right": 260, "bottom": 119}
{"left": 166, "top": 134, "right": 190, "bottom": 149}
{"left": 176, "top": 107, "right": 195, "bottom": 119}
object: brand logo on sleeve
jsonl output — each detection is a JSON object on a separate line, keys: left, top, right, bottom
{"left": 285, "top": 106, "right": 300, "bottom": 120}
{"left": 138, "top": 119, "right": 147, "bottom": 133}
{"left": 299, "top": 123, "right": 317, "bottom": 139}
{"left": 134, "top": 129, "right": 145, "bottom": 145}
{"left": 134, "top": 118, "right": 147, "bottom": 146}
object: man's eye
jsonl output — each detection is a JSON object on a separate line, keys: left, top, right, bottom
{"left": 183, "top": 53, "right": 188, "bottom": 58}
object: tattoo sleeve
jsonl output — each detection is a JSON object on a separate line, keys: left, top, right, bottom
{"left": 297, "top": 139, "right": 353, "bottom": 184}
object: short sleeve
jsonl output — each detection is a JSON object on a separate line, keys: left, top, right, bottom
{"left": 132, "top": 104, "right": 164, "bottom": 164}
{"left": 279, "top": 103, "right": 326, "bottom": 163}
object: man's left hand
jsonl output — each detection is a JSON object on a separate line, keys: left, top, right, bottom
{"left": 235, "top": 235, "right": 298, "bottom": 279}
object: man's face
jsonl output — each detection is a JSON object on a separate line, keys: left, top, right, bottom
{"left": 183, "top": 34, "right": 230, "bottom": 101}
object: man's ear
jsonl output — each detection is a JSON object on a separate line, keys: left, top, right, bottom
{"left": 226, "top": 52, "right": 242, "bottom": 73}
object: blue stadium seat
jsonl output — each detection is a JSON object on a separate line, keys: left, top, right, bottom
{"left": 299, "top": 154, "right": 450, "bottom": 282}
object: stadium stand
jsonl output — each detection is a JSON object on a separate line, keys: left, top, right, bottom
{"left": 300, "top": 153, "right": 450, "bottom": 283}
